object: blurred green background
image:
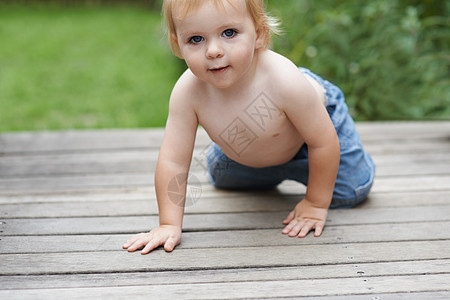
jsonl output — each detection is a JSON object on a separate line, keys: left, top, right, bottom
{"left": 0, "top": 0, "right": 448, "bottom": 132}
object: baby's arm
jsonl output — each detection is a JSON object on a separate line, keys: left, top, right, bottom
{"left": 123, "top": 80, "right": 198, "bottom": 254}
{"left": 280, "top": 72, "right": 340, "bottom": 238}
{"left": 282, "top": 134, "right": 339, "bottom": 237}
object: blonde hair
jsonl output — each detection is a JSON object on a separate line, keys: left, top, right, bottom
{"left": 163, "top": 0, "right": 280, "bottom": 58}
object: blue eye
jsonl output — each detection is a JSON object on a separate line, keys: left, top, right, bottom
{"left": 223, "top": 29, "right": 236, "bottom": 38}
{"left": 189, "top": 36, "right": 203, "bottom": 44}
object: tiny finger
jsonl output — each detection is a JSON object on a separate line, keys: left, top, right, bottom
{"left": 164, "top": 239, "right": 175, "bottom": 252}
{"left": 298, "top": 222, "right": 313, "bottom": 238}
{"left": 282, "top": 219, "right": 297, "bottom": 235}
{"left": 123, "top": 238, "right": 137, "bottom": 249}
{"left": 289, "top": 221, "right": 305, "bottom": 237}
{"left": 123, "top": 233, "right": 145, "bottom": 249}
{"left": 283, "top": 211, "right": 295, "bottom": 225}
{"left": 128, "top": 235, "right": 153, "bottom": 252}
{"left": 141, "top": 240, "right": 161, "bottom": 255}
{"left": 127, "top": 240, "right": 144, "bottom": 252}
{"left": 314, "top": 224, "right": 324, "bottom": 237}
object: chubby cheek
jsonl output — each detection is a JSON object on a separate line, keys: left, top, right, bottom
{"left": 233, "top": 44, "right": 254, "bottom": 69}
{"left": 183, "top": 53, "right": 204, "bottom": 77}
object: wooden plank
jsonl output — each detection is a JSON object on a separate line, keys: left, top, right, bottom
{"left": 1, "top": 274, "right": 449, "bottom": 299}
{"left": 0, "top": 129, "right": 165, "bottom": 153}
{"left": 2, "top": 206, "right": 450, "bottom": 235}
{"left": 0, "top": 188, "right": 157, "bottom": 204}
{"left": 0, "top": 129, "right": 207, "bottom": 154}
{"left": 360, "top": 190, "right": 450, "bottom": 208}
{"left": 373, "top": 152, "right": 450, "bottom": 164}
{"left": 372, "top": 175, "right": 450, "bottom": 193}
{"left": 0, "top": 172, "right": 449, "bottom": 194}
{"left": 374, "top": 164, "right": 450, "bottom": 177}
{"left": 0, "top": 259, "right": 448, "bottom": 289}
{"left": 0, "top": 122, "right": 448, "bottom": 158}
{"left": 0, "top": 183, "right": 306, "bottom": 201}
{"left": 2, "top": 222, "right": 450, "bottom": 254}
{"left": 0, "top": 173, "right": 155, "bottom": 193}
{"left": 363, "top": 141, "right": 450, "bottom": 155}
{"left": 0, "top": 153, "right": 155, "bottom": 179}
{"left": 2, "top": 189, "right": 450, "bottom": 218}
{"left": 1, "top": 188, "right": 449, "bottom": 210}
{"left": 0, "top": 122, "right": 448, "bottom": 299}
{"left": 0, "top": 195, "right": 299, "bottom": 218}
{"left": 356, "top": 121, "right": 450, "bottom": 136}
{"left": 1, "top": 241, "right": 449, "bottom": 275}
{"left": 1, "top": 142, "right": 448, "bottom": 166}
{"left": 274, "top": 179, "right": 450, "bottom": 197}
{"left": 1, "top": 138, "right": 448, "bottom": 166}
{"left": 0, "top": 121, "right": 448, "bottom": 153}
{"left": 293, "top": 292, "right": 450, "bottom": 300}
{"left": 0, "top": 151, "right": 158, "bottom": 177}
{"left": 2, "top": 151, "right": 449, "bottom": 178}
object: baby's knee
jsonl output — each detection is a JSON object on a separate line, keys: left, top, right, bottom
{"left": 331, "top": 161, "right": 375, "bottom": 208}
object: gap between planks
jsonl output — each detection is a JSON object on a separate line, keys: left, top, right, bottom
{"left": 1, "top": 221, "right": 450, "bottom": 254}
{"left": 0, "top": 259, "right": 448, "bottom": 290}
{"left": 1, "top": 240, "right": 450, "bottom": 276}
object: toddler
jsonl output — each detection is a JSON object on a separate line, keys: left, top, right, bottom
{"left": 123, "top": 0, "right": 375, "bottom": 254}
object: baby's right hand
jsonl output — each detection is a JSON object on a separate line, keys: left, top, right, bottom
{"left": 122, "top": 225, "right": 182, "bottom": 255}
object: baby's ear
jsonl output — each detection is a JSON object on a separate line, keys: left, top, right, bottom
{"left": 255, "top": 26, "right": 267, "bottom": 49}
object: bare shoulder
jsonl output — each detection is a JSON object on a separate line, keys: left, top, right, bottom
{"left": 261, "top": 50, "right": 319, "bottom": 108}
{"left": 170, "top": 69, "right": 207, "bottom": 113}
{"left": 164, "top": 68, "right": 206, "bottom": 133}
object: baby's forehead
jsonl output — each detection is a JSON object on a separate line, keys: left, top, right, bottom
{"left": 172, "top": 0, "right": 247, "bottom": 21}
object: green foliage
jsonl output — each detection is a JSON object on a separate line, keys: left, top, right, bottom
{"left": 268, "top": 0, "right": 450, "bottom": 120}
{"left": 0, "top": 5, "right": 179, "bottom": 132}
{"left": 0, "top": 1, "right": 448, "bottom": 133}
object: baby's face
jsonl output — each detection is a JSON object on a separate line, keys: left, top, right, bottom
{"left": 173, "top": 0, "right": 263, "bottom": 89}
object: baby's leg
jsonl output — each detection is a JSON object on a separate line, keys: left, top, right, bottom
{"left": 330, "top": 114, "right": 375, "bottom": 208}
{"left": 206, "top": 143, "right": 285, "bottom": 190}
{"left": 298, "top": 67, "right": 375, "bottom": 208}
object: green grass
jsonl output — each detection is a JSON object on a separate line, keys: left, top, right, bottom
{"left": 0, "top": 4, "right": 181, "bottom": 132}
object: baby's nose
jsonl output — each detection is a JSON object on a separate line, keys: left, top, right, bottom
{"left": 206, "top": 39, "right": 224, "bottom": 59}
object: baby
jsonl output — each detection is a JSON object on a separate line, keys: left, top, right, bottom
{"left": 123, "top": 0, "right": 375, "bottom": 254}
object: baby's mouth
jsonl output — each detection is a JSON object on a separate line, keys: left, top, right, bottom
{"left": 209, "top": 66, "right": 229, "bottom": 73}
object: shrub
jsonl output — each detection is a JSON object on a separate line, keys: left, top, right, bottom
{"left": 268, "top": 0, "right": 449, "bottom": 120}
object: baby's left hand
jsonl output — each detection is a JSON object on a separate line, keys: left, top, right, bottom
{"left": 282, "top": 198, "right": 328, "bottom": 238}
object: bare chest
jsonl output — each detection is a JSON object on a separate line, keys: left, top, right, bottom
{"left": 198, "top": 92, "right": 304, "bottom": 167}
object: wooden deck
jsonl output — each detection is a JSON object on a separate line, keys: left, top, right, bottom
{"left": 0, "top": 121, "right": 449, "bottom": 299}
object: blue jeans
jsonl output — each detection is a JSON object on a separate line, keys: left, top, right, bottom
{"left": 207, "top": 68, "right": 375, "bottom": 208}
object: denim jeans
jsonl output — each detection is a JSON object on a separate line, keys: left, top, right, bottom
{"left": 207, "top": 68, "right": 375, "bottom": 208}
